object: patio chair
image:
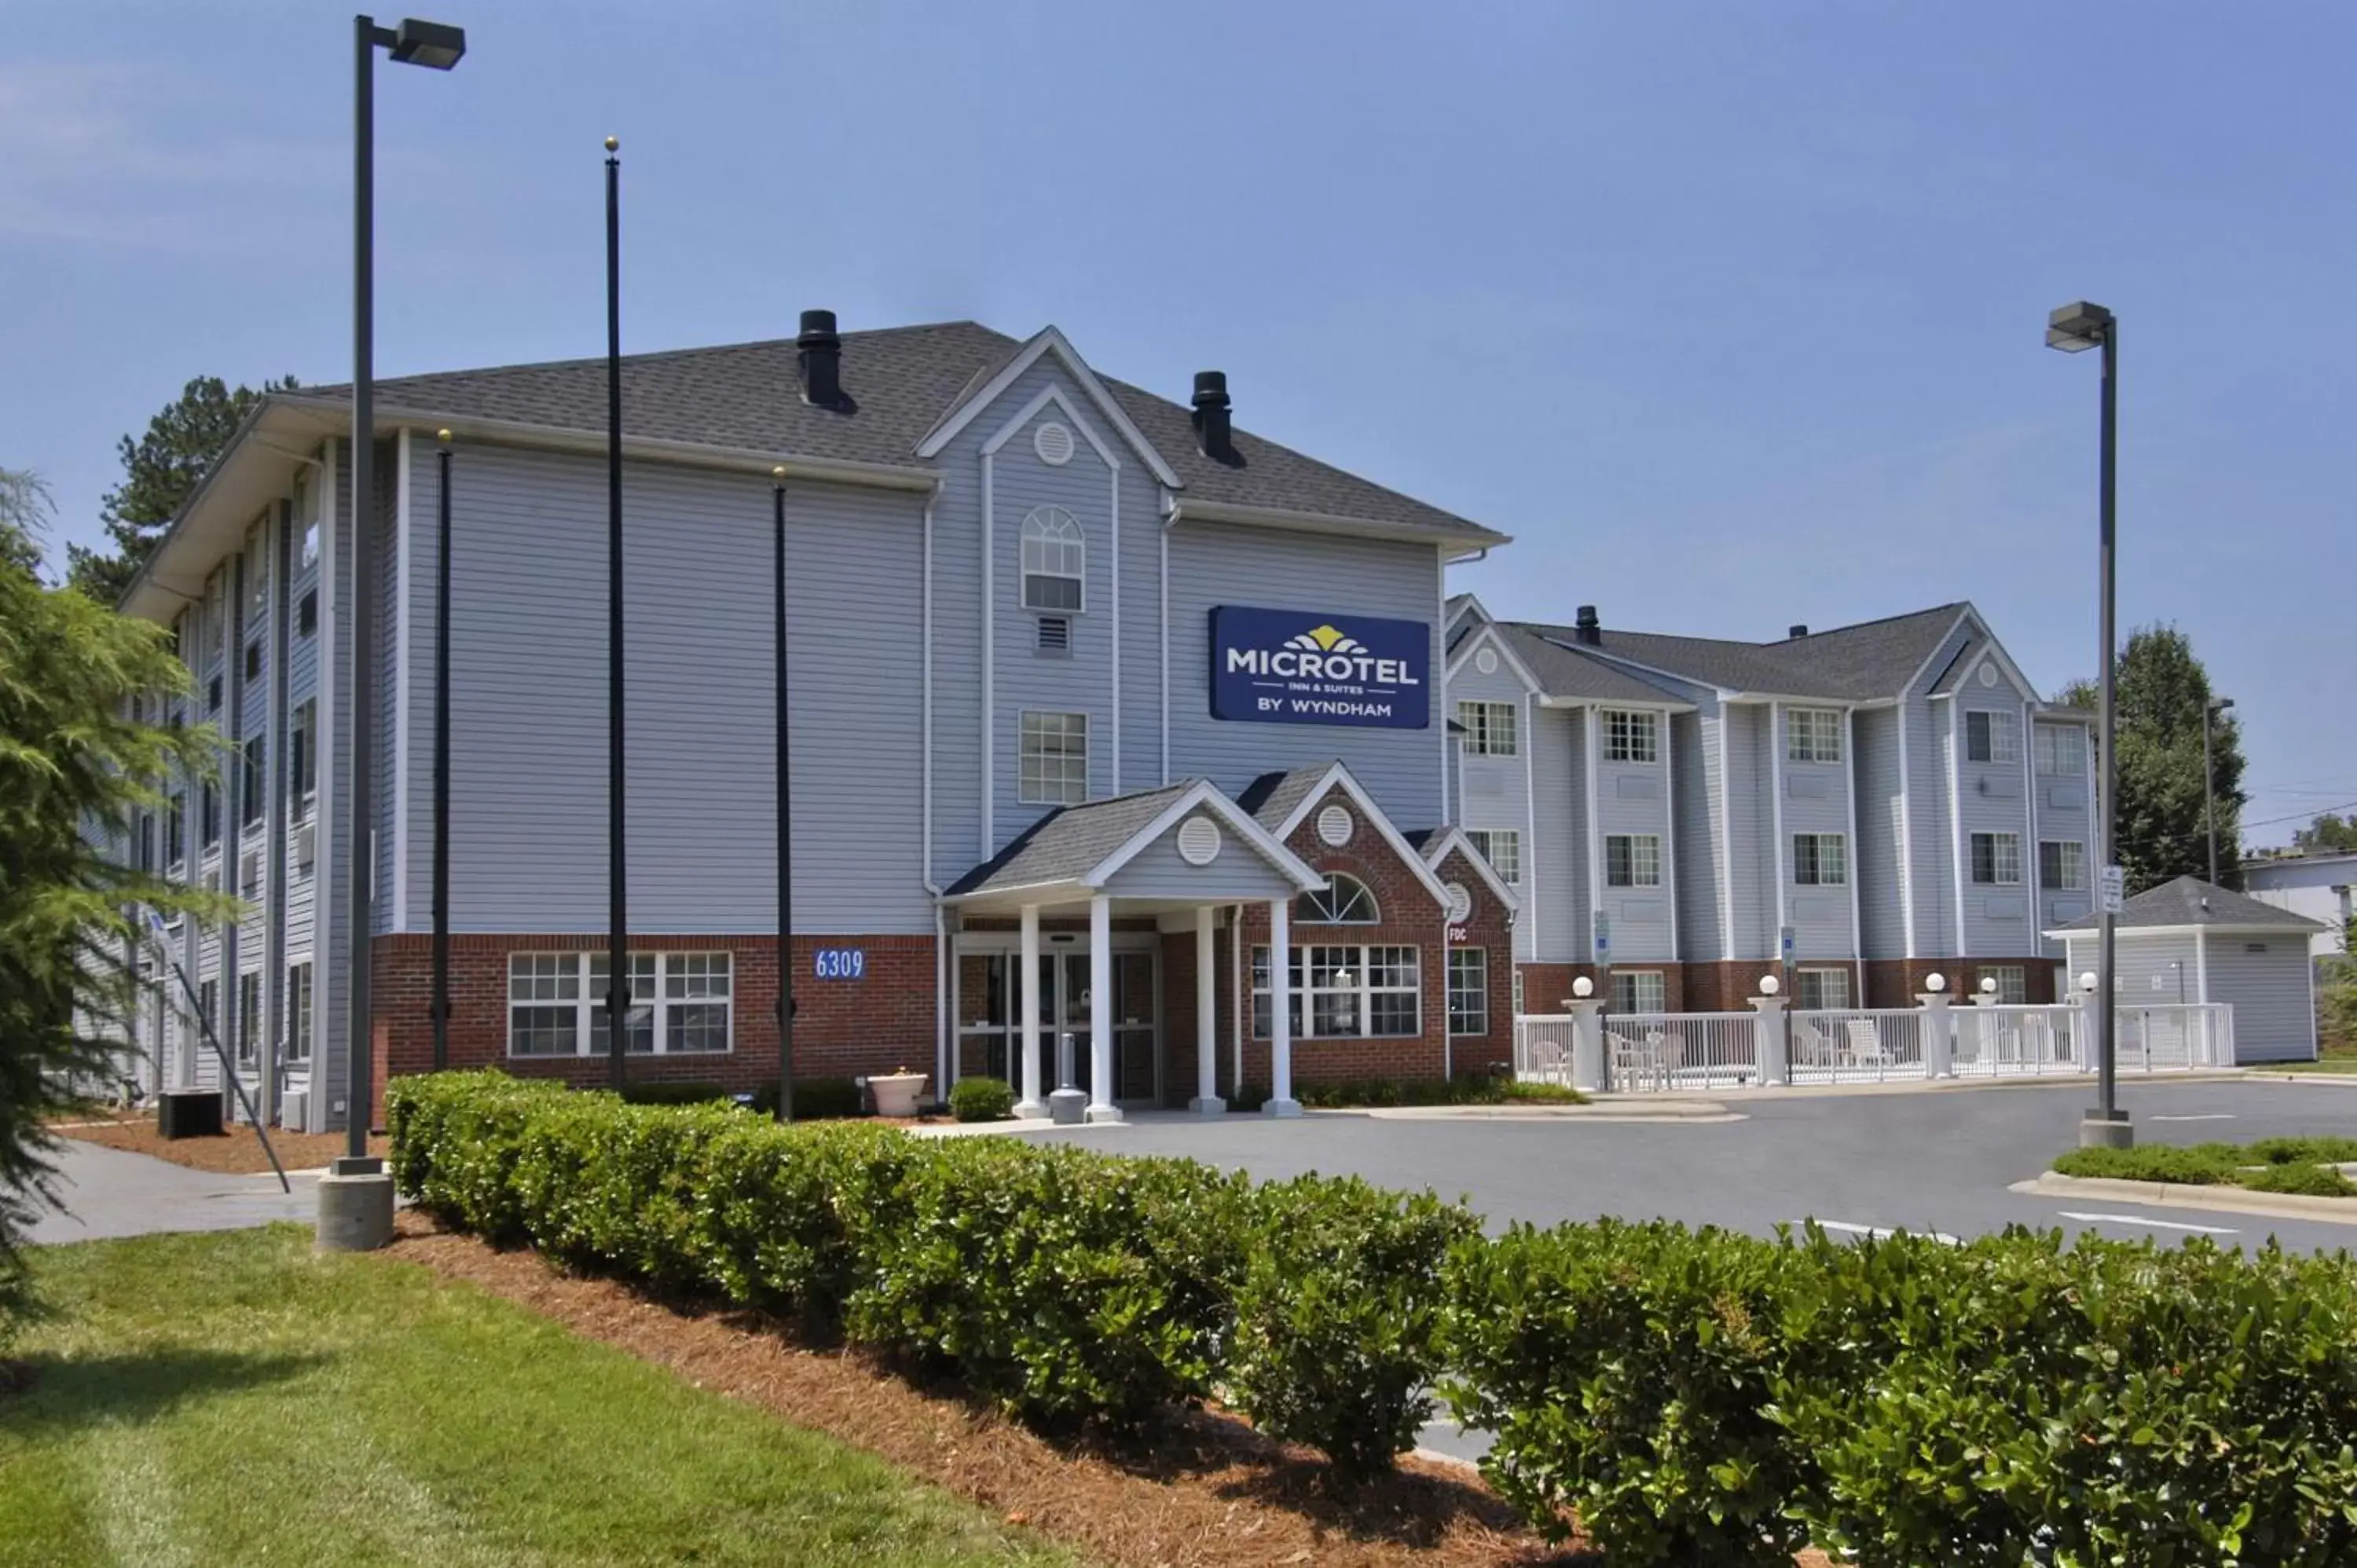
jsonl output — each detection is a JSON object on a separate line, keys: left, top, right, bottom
{"left": 1842, "top": 1018, "right": 1894, "bottom": 1069}
{"left": 1525, "top": 1039, "right": 1567, "bottom": 1084}
{"left": 1607, "top": 1030, "right": 1662, "bottom": 1092}
{"left": 1648, "top": 1030, "right": 1688, "bottom": 1083}
{"left": 1793, "top": 1020, "right": 1839, "bottom": 1069}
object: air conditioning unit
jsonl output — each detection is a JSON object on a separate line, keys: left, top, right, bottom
{"left": 280, "top": 1089, "right": 309, "bottom": 1130}
{"left": 295, "top": 822, "right": 316, "bottom": 870}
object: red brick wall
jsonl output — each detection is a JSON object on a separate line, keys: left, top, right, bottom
{"left": 1520, "top": 962, "right": 1690, "bottom": 1013}
{"left": 371, "top": 932, "right": 937, "bottom": 1121}
{"left": 1431, "top": 844, "right": 1516, "bottom": 1079}
{"left": 1864, "top": 957, "right": 2057, "bottom": 1008}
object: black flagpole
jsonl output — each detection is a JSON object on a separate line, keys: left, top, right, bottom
{"left": 432, "top": 429, "right": 453, "bottom": 1070}
{"left": 604, "top": 135, "right": 628, "bottom": 1090}
{"left": 773, "top": 471, "right": 794, "bottom": 1122}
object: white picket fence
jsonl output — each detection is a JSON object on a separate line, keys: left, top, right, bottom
{"left": 1513, "top": 1001, "right": 2237, "bottom": 1093}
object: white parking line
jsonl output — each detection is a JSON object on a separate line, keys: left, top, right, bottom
{"left": 2150, "top": 1113, "right": 2236, "bottom": 1123}
{"left": 1805, "top": 1219, "right": 1962, "bottom": 1245}
{"left": 2058, "top": 1211, "right": 2239, "bottom": 1236}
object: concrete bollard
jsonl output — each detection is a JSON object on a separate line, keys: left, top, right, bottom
{"left": 1568, "top": 999, "right": 1606, "bottom": 1093}
{"left": 1919, "top": 993, "right": 1955, "bottom": 1078}
{"left": 316, "top": 1156, "right": 394, "bottom": 1253}
{"left": 1750, "top": 995, "right": 1790, "bottom": 1086}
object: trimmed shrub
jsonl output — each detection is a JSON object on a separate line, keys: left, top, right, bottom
{"left": 1291, "top": 1077, "right": 1584, "bottom": 1108}
{"left": 2249, "top": 1134, "right": 2357, "bottom": 1167}
{"left": 1442, "top": 1218, "right": 1806, "bottom": 1566}
{"left": 747, "top": 1076, "right": 867, "bottom": 1121}
{"left": 2240, "top": 1162, "right": 2357, "bottom": 1197}
{"left": 846, "top": 1139, "right": 1252, "bottom": 1427}
{"left": 689, "top": 1119, "right": 926, "bottom": 1327}
{"left": 1226, "top": 1174, "right": 1476, "bottom": 1479}
{"left": 387, "top": 1071, "right": 563, "bottom": 1243}
{"left": 618, "top": 1081, "right": 736, "bottom": 1107}
{"left": 2053, "top": 1141, "right": 2242, "bottom": 1184}
{"left": 2055, "top": 1138, "right": 2357, "bottom": 1197}
{"left": 947, "top": 1075, "right": 1016, "bottom": 1123}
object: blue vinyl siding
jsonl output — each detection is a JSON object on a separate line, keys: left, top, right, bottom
{"left": 1853, "top": 705, "right": 1905, "bottom": 958}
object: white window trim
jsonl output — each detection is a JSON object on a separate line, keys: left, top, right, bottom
{"left": 1017, "top": 709, "right": 1089, "bottom": 806}
{"left": 2034, "top": 724, "right": 2088, "bottom": 776}
{"left": 1252, "top": 943, "right": 1422, "bottom": 1040}
{"left": 1447, "top": 947, "right": 1489, "bottom": 1037}
{"left": 1967, "top": 709, "right": 2022, "bottom": 766}
{"left": 1467, "top": 828, "right": 1521, "bottom": 886}
{"left": 1604, "top": 833, "right": 1662, "bottom": 888}
{"left": 506, "top": 951, "right": 735, "bottom": 1057}
{"left": 1297, "top": 873, "right": 1380, "bottom": 925}
{"left": 1787, "top": 707, "right": 1844, "bottom": 764}
{"left": 1795, "top": 965, "right": 1853, "bottom": 1010}
{"left": 1018, "top": 506, "right": 1086, "bottom": 614}
{"left": 1982, "top": 963, "right": 2029, "bottom": 1005}
{"left": 2040, "top": 838, "right": 2087, "bottom": 891}
{"left": 1792, "top": 831, "right": 1849, "bottom": 887}
{"left": 1457, "top": 699, "right": 1519, "bottom": 757}
{"left": 1971, "top": 831, "right": 2024, "bottom": 886}
{"left": 1610, "top": 969, "right": 1667, "bottom": 1013}
{"left": 1602, "top": 708, "right": 1660, "bottom": 764}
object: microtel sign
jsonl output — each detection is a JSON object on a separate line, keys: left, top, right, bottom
{"left": 1209, "top": 606, "right": 1430, "bottom": 729}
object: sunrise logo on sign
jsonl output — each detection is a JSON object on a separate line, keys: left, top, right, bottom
{"left": 1209, "top": 606, "right": 1431, "bottom": 730}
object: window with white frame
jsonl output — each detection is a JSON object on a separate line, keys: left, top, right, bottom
{"left": 1787, "top": 708, "right": 1844, "bottom": 764}
{"left": 1610, "top": 969, "right": 1666, "bottom": 1013}
{"left": 1018, "top": 711, "right": 1088, "bottom": 804}
{"left": 1465, "top": 828, "right": 1520, "bottom": 885}
{"left": 237, "top": 971, "right": 261, "bottom": 1068}
{"left": 1603, "top": 709, "right": 1659, "bottom": 764}
{"left": 2040, "top": 840, "right": 2086, "bottom": 890}
{"left": 1795, "top": 967, "right": 1852, "bottom": 1010}
{"left": 285, "top": 962, "right": 313, "bottom": 1064}
{"left": 2034, "top": 724, "right": 2088, "bottom": 775}
{"left": 1252, "top": 944, "right": 1420, "bottom": 1039}
{"left": 508, "top": 951, "right": 734, "bottom": 1057}
{"left": 1456, "top": 700, "right": 1518, "bottom": 757}
{"left": 1297, "top": 873, "right": 1380, "bottom": 925}
{"left": 289, "top": 699, "right": 316, "bottom": 818}
{"left": 1792, "top": 832, "right": 1848, "bottom": 886}
{"left": 1604, "top": 833, "right": 1662, "bottom": 888}
{"left": 1982, "top": 965, "right": 2028, "bottom": 1004}
{"left": 1971, "top": 831, "right": 2022, "bottom": 885}
{"left": 1019, "top": 506, "right": 1084, "bottom": 612}
{"left": 1446, "top": 948, "right": 1488, "bottom": 1036}
{"left": 1967, "top": 709, "right": 2020, "bottom": 764}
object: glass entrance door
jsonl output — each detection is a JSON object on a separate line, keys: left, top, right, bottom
{"left": 954, "top": 943, "right": 1158, "bottom": 1105}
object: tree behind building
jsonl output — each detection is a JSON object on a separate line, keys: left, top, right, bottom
{"left": 2059, "top": 625, "right": 2246, "bottom": 893}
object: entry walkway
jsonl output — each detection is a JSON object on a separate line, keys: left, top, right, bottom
{"left": 27, "top": 1139, "right": 319, "bottom": 1245}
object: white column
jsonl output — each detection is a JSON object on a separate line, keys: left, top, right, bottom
{"left": 1015, "top": 904, "right": 1045, "bottom": 1116}
{"left": 1750, "top": 993, "right": 1790, "bottom": 1086}
{"left": 1569, "top": 998, "right": 1606, "bottom": 1092}
{"left": 1264, "top": 898, "right": 1302, "bottom": 1116}
{"left": 1085, "top": 895, "right": 1122, "bottom": 1122}
{"left": 1190, "top": 905, "right": 1222, "bottom": 1114}
{"left": 1919, "top": 991, "right": 1955, "bottom": 1078}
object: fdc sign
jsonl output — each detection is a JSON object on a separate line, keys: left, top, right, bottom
{"left": 1209, "top": 606, "right": 1430, "bottom": 729}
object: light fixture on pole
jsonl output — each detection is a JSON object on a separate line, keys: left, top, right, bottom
{"left": 603, "top": 134, "right": 629, "bottom": 1092}
{"left": 2204, "top": 698, "right": 2234, "bottom": 885}
{"left": 2047, "top": 299, "right": 2132, "bottom": 1151}
{"left": 325, "top": 13, "right": 464, "bottom": 1254}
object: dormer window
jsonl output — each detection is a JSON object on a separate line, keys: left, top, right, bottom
{"left": 1020, "top": 507, "right": 1083, "bottom": 612}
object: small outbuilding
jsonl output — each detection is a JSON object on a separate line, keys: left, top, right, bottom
{"left": 2047, "top": 875, "right": 2330, "bottom": 1064}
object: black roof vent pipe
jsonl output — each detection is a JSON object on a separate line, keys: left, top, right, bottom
{"left": 1574, "top": 605, "right": 1601, "bottom": 647}
{"left": 1191, "top": 370, "right": 1233, "bottom": 462}
{"left": 1788, "top": 624, "right": 1809, "bottom": 639}
{"left": 797, "top": 309, "right": 843, "bottom": 409}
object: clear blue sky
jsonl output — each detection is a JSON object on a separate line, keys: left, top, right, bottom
{"left": 7, "top": 2, "right": 2348, "bottom": 846}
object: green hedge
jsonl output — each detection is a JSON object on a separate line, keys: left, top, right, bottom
{"left": 2055, "top": 1139, "right": 2357, "bottom": 1196}
{"left": 391, "top": 1072, "right": 2357, "bottom": 1555}
{"left": 1235, "top": 1077, "right": 1585, "bottom": 1109}
{"left": 946, "top": 1075, "right": 1016, "bottom": 1123}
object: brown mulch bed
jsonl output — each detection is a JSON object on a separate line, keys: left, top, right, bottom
{"left": 385, "top": 1211, "right": 1591, "bottom": 1566}
{"left": 53, "top": 1118, "right": 386, "bottom": 1174}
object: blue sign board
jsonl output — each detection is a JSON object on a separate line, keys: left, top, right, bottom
{"left": 813, "top": 948, "right": 865, "bottom": 980}
{"left": 1208, "top": 606, "right": 1430, "bottom": 729}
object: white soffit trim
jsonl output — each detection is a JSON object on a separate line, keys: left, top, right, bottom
{"left": 1419, "top": 826, "right": 1520, "bottom": 910}
{"left": 1268, "top": 763, "right": 1454, "bottom": 905}
{"left": 1089, "top": 782, "right": 1325, "bottom": 892}
{"left": 1168, "top": 496, "right": 1508, "bottom": 554}
{"left": 1442, "top": 623, "right": 1543, "bottom": 692}
{"left": 915, "top": 326, "right": 1184, "bottom": 489}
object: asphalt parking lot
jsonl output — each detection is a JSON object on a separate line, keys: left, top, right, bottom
{"left": 1039, "top": 1076, "right": 2357, "bottom": 1254}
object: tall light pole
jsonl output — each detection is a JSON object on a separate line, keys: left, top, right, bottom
{"left": 772, "top": 469, "right": 794, "bottom": 1123}
{"left": 2204, "top": 698, "right": 2234, "bottom": 885}
{"left": 322, "top": 14, "right": 464, "bottom": 1255}
{"left": 603, "top": 134, "right": 629, "bottom": 1090}
{"left": 431, "top": 430, "right": 453, "bottom": 1070}
{"left": 346, "top": 13, "right": 465, "bottom": 1162}
{"left": 2047, "top": 299, "right": 2132, "bottom": 1150}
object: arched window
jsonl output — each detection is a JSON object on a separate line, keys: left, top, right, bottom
{"left": 1297, "top": 873, "right": 1379, "bottom": 925}
{"left": 1021, "top": 507, "right": 1084, "bottom": 611}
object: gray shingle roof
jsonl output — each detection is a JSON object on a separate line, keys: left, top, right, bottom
{"left": 299, "top": 321, "right": 1500, "bottom": 544}
{"left": 1506, "top": 603, "right": 1967, "bottom": 700}
{"left": 947, "top": 782, "right": 1197, "bottom": 896}
{"left": 1236, "top": 765, "right": 1333, "bottom": 833}
{"left": 1497, "top": 625, "right": 1695, "bottom": 705}
{"left": 2054, "top": 875, "right": 2331, "bottom": 933}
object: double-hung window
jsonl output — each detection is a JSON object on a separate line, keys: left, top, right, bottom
{"left": 167, "top": 796, "right": 185, "bottom": 867}
{"left": 241, "top": 737, "right": 266, "bottom": 828}
{"left": 1609, "top": 970, "right": 1666, "bottom": 1014}
{"left": 1792, "top": 832, "right": 1848, "bottom": 886}
{"left": 1252, "top": 944, "right": 1420, "bottom": 1039}
{"left": 236, "top": 972, "right": 262, "bottom": 1068}
{"left": 1603, "top": 709, "right": 1659, "bottom": 764}
{"left": 200, "top": 782, "right": 221, "bottom": 849}
{"left": 508, "top": 951, "right": 735, "bottom": 1057}
{"left": 1981, "top": 965, "right": 2028, "bottom": 1004}
{"left": 1018, "top": 711, "right": 1088, "bottom": 805}
{"left": 1464, "top": 828, "right": 1520, "bottom": 886}
{"left": 1787, "top": 708, "right": 1843, "bottom": 763}
{"left": 289, "top": 701, "right": 316, "bottom": 819}
{"left": 1604, "top": 833, "right": 1662, "bottom": 888}
{"left": 2040, "top": 839, "right": 2086, "bottom": 890}
{"left": 285, "top": 963, "right": 313, "bottom": 1064}
{"left": 1456, "top": 701, "right": 1518, "bottom": 757}
{"left": 1019, "top": 507, "right": 1084, "bottom": 612}
{"left": 1795, "top": 967, "right": 1852, "bottom": 1010}
{"left": 1971, "top": 831, "right": 2022, "bottom": 885}
{"left": 2035, "top": 724, "right": 2087, "bottom": 775}
{"left": 1446, "top": 948, "right": 1488, "bottom": 1036}
{"left": 1967, "top": 709, "right": 2020, "bottom": 764}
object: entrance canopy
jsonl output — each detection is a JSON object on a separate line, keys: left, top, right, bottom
{"left": 944, "top": 779, "right": 1325, "bottom": 918}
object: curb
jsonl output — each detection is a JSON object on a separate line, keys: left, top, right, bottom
{"left": 2011, "top": 1171, "right": 2357, "bottom": 1227}
{"left": 1364, "top": 1102, "right": 1742, "bottom": 1124}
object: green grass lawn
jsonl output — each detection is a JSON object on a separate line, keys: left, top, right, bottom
{"left": 1, "top": 1226, "right": 1072, "bottom": 1568}
{"left": 2053, "top": 1134, "right": 2357, "bottom": 1196}
{"left": 2252, "top": 1056, "right": 2357, "bottom": 1075}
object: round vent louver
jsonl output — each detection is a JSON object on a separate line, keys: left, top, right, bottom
{"left": 1978, "top": 663, "right": 1999, "bottom": 688}
{"left": 1475, "top": 646, "right": 1499, "bottom": 675}
{"left": 1176, "top": 815, "right": 1222, "bottom": 866}
{"left": 1034, "top": 421, "right": 1076, "bottom": 467}
{"left": 1446, "top": 881, "right": 1473, "bottom": 923}
{"left": 1317, "top": 804, "right": 1354, "bottom": 847}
